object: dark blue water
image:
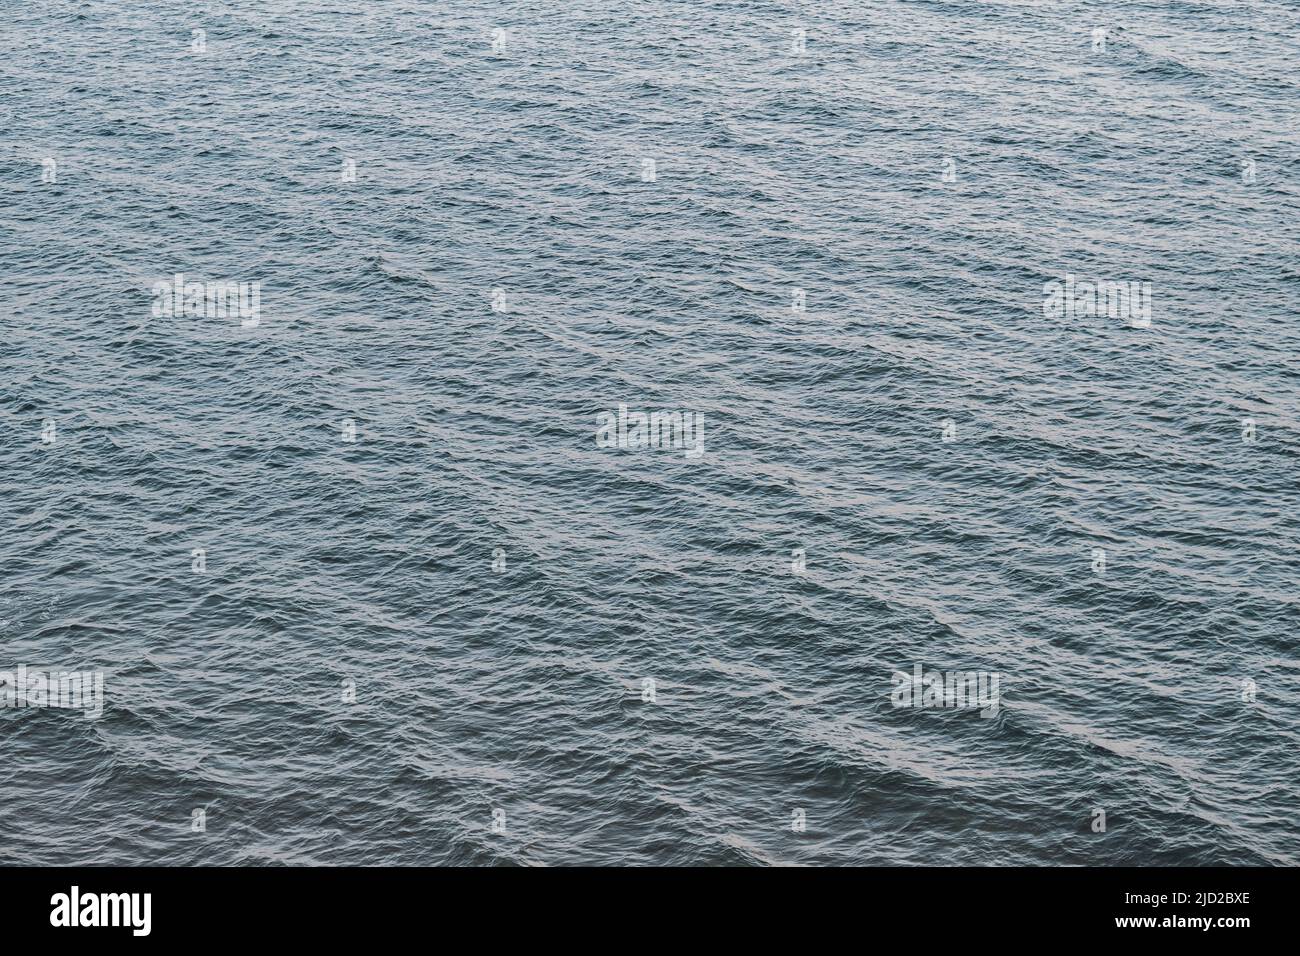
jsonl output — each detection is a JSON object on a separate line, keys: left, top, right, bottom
{"left": 1, "top": 0, "right": 1298, "bottom": 865}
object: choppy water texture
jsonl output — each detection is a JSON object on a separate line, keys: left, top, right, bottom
{"left": 2, "top": 0, "right": 1298, "bottom": 866}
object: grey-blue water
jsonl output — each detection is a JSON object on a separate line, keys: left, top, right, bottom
{"left": 2, "top": 0, "right": 1298, "bottom": 866}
